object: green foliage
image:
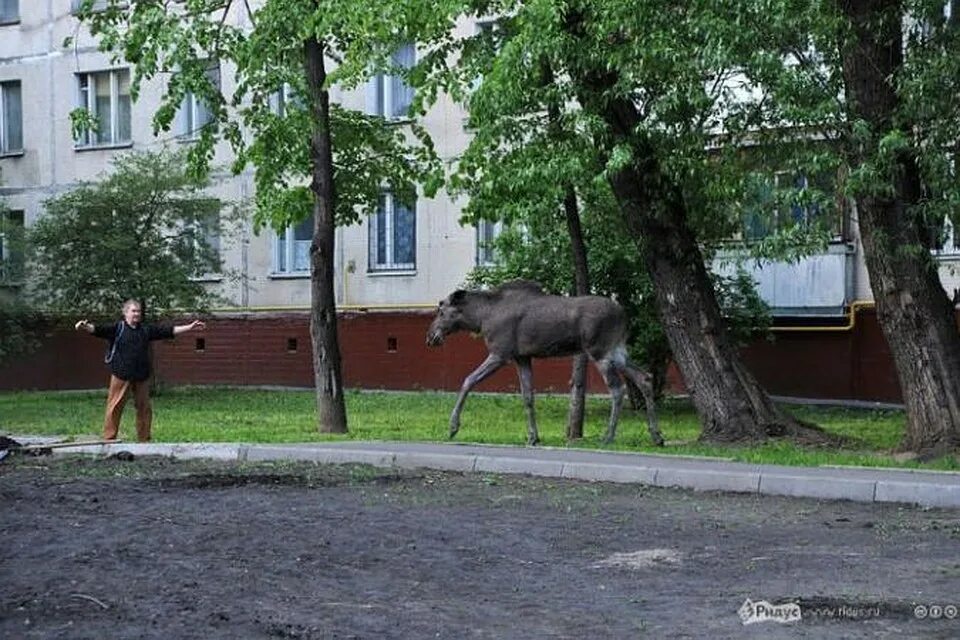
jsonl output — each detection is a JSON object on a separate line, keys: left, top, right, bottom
{"left": 712, "top": 269, "right": 771, "bottom": 346}
{"left": 741, "top": 0, "right": 960, "bottom": 255}
{"left": 68, "top": 107, "right": 101, "bottom": 143}
{"left": 409, "top": 0, "right": 839, "bottom": 295}
{"left": 0, "top": 286, "right": 43, "bottom": 366}
{"left": 28, "top": 150, "right": 234, "bottom": 317}
{"left": 76, "top": 0, "right": 443, "bottom": 235}
{"left": 0, "top": 180, "right": 40, "bottom": 364}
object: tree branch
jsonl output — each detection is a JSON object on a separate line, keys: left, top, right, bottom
{"left": 242, "top": 0, "right": 256, "bottom": 27}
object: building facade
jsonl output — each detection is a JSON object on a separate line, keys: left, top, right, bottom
{"left": 0, "top": 1, "right": 492, "bottom": 313}
{"left": 2, "top": 1, "right": 960, "bottom": 400}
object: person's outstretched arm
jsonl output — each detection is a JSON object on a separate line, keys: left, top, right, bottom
{"left": 173, "top": 319, "right": 206, "bottom": 336}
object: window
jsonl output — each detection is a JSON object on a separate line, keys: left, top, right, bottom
{"left": 0, "top": 210, "right": 24, "bottom": 285}
{"left": 274, "top": 214, "right": 313, "bottom": 275}
{"left": 367, "top": 44, "right": 415, "bottom": 119}
{"left": 742, "top": 170, "right": 839, "bottom": 241}
{"left": 369, "top": 193, "right": 416, "bottom": 271}
{"left": 76, "top": 69, "right": 131, "bottom": 147}
{"left": 269, "top": 83, "right": 298, "bottom": 116}
{"left": 928, "top": 154, "right": 960, "bottom": 256}
{"left": 0, "top": 80, "right": 22, "bottom": 154}
{"left": 934, "top": 218, "right": 960, "bottom": 256}
{"left": 187, "top": 210, "right": 221, "bottom": 276}
{"left": 476, "top": 219, "right": 503, "bottom": 266}
{"left": 71, "top": 0, "right": 112, "bottom": 14}
{"left": 0, "top": 0, "right": 18, "bottom": 25}
{"left": 179, "top": 61, "right": 220, "bottom": 139}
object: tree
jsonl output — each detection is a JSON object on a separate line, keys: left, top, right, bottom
{"left": 417, "top": 0, "right": 827, "bottom": 444}
{"left": 837, "top": 0, "right": 960, "bottom": 455}
{"left": 75, "top": 0, "right": 441, "bottom": 433}
{"left": 0, "top": 293, "right": 42, "bottom": 366}
{"left": 0, "top": 190, "right": 41, "bottom": 365}
{"left": 742, "top": 0, "right": 960, "bottom": 455}
{"left": 29, "top": 150, "right": 232, "bottom": 316}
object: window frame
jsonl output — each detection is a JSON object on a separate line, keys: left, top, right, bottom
{"left": 269, "top": 83, "right": 297, "bottom": 117}
{"left": 0, "top": 79, "right": 23, "bottom": 155}
{"left": 368, "top": 192, "right": 417, "bottom": 273}
{"left": 933, "top": 218, "right": 960, "bottom": 257}
{"left": 272, "top": 214, "right": 313, "bottom": 277}
{"left": 367, "top": 43, "right": 416, "bottom": 120}
{"left": 186, "top": 209, "right": 223, "bottom": 280}
{"left": 179, "top": 60, "right": 221, "bottom": 141}
{"left": 475, "top": 219, "right": 503, "bottom": 266}
{"left": 75, "top": 68, "right": 132, "bottom": 149}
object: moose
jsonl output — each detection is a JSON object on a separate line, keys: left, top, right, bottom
{"left": 426, "top": 280, "right": 663, "bottom": 446}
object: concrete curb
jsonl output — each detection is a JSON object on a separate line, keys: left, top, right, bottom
{"left": 19, "top": 439, "right": 960, "bottom": 510}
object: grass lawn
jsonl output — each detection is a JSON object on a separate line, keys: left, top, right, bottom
{"left": 1, "top": 386, "right": 955, "bottom": 471}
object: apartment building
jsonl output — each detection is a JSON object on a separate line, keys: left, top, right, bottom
{"left": 1, "top": 0, "right": 959, "bottom": 400}
{"left": 0, "top": 0, "right": 488, "bottom": 312}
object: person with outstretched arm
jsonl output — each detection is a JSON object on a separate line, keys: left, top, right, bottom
{"left": 75, "top": 299, "right": 205, "bottom": 442}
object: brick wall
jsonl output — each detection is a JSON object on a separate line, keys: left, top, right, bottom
{"left": 2, "top": 307, "right": 954, "bottom": 403}
{"left": 0, "top": 311, "right": 605, "bottom": 394}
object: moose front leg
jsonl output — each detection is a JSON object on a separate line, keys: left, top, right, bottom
{"left": 515, "top": 357, "right": 539, "bottom": 446}
{"left": 449, "top": 354, "right": 505, "bottom": 439}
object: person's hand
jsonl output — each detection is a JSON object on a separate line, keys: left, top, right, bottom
{"left": 75, "top": 319, "right": 92, "bottom": 332}
{"left": 188, "top": 320, "right": 206, "bottom": 331}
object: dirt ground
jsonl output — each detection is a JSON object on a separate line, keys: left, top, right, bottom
{"left": 2, "top": 455, "right": 959, "bottom": 639}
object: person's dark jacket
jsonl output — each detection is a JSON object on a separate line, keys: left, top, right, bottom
{"left": 93, "top": 322, "right": 175, "bottom": 382}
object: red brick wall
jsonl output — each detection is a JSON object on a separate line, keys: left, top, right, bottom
{"left": 2, "top": 307, "right": 953, "bottom": 403}
{"left": 0, "top": 312, "right": 605, "bottom": 394}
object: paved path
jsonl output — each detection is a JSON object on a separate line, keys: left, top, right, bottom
{"left": 13, "top": 437, "right": 959, "bottom": 509}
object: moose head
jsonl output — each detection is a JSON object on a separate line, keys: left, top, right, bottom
{"left": 426, "top": 290, "right": 469, "bottom": 347}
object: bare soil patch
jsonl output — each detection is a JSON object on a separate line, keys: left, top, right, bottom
{"left": 2, "top": 455, "right": 959, "bottom": 639}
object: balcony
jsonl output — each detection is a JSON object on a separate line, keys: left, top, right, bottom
{"left": 712, "top": 242, "right": 855, "bottom": 317}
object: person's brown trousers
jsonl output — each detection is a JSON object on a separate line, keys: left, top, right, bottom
{"left": 103, "top": 375, "right": 153, "bottom": 442}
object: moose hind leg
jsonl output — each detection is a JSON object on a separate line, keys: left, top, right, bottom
{"left": 622, "top": 361, "right": 664, "bottom": 447}
{"left": 450, "top": 354, "right": 505, "bottom": 438}
{"left": 597, "top": 359, "right": 625, "bottom": 444}
{"left": 516, "top": 357, "right": 539, "bottom": 446}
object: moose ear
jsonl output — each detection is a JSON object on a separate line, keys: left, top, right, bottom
{"left": 450, "top": 290, "right": 467, "bottom": 306}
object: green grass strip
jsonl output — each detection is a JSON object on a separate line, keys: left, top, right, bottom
{"left": 1, "top": 386, "right": 954, "bottom": 471}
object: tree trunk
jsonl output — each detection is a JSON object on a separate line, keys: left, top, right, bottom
{"left": 614, "top": 166, "right": 824, "bottom": 442}
{"left": 563, "top": 184, "right": 590, "bottom": 441}
{"left": 304, "top": 37, "right": 348, "bottom": 434}
{"left": 839, "top": 0, "right": 960, "bottom": 455}
{"left": 570, "top": 69, "right": 828, "bottom": 444}
{"left": 542, "top": 59, "right": 591, "bottom": 441}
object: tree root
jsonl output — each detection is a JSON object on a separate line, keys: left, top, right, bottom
{"left": 699, "top": 416, "right": 849, "bottom": 448}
